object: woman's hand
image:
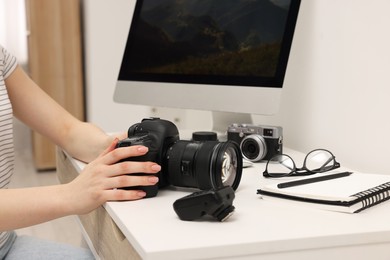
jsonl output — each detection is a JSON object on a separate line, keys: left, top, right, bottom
{"left": 66, "top": 138, "right": 161, "bottom": 215}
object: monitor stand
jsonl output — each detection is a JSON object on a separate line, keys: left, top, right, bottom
{"left": 211, "top": 111, "right": 253, "bottom": 140}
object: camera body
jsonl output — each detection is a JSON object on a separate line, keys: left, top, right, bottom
{"left": 116, "top": 118, "right": 180, "bottom": 197}
{"left": 227, "top": 123, "right": 283, "bottom": 161}
{"left": 116, "top": 118, "right": 242, "bottom": 198}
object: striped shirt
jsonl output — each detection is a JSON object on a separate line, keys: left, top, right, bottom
{"left": 0, "top": 45, "right": 18, "bottom": 250}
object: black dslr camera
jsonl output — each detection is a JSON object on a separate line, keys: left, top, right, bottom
{"left": 116, "top": 118, "right": 243, "bottom": 198}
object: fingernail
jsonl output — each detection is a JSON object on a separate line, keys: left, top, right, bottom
{"left": 151, "top": 164, "right": 161, "bottom": 171}
{"left": 137, "top": 191, "right": 146, "bottom": 197}
{"left": 148, "top": 176, "right": 159, "bottom": 183}
{"left": 137, "top": 146, "right": 148, "bottom": 153}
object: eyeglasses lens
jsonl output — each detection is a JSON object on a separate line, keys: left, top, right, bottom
{"left": 266, "top": 155, "right": 295, "bottom": 177}
{"left": 305, "top": 150, "right": 335, "bottom": 172}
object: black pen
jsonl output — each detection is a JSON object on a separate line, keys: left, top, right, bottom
{"left": 277, "top": 171, "right": 353, "bottom": 189}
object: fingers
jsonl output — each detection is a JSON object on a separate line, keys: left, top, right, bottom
{"left": 99, "top": 137, "right": 120, "bottom": 157}
{"left": 114, "top": 132, "right": 128, "bottom": 140}
{"left": 80, "top": 142, "right": 163, "bottom": 204}
{"left": 101, "top": 145, "right": 150, "bottom": 165}
{"left": 102, "top": 174, "right": 159, "bottom": 201}
{"left": 107, "top": 161, "right": 161, "bottom": 178}
{"left": 103, "top": 174, "right": 159, "bottom": 190}
{"left": 105, "top": 189, "right": 148, "bottom": 201}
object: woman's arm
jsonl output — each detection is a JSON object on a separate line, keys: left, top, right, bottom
{"left": 6, "top": 65, "right": 113, "bottom": 162}
{"left": 0, "top": 65, "right": 161, "bottom": 231}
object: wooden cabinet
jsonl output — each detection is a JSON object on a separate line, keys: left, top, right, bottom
{"left": 56, "top": 148, "right": 142, "bottom": 259}
{"left": 25, "top": 0, "right": 85, "bottom": 170}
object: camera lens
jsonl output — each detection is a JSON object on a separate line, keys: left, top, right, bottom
{"left": 165, "top": 140, "right": 242, "bottom": 190}
{"left": 240, "top": 134, "right": 267, "bottom": 162}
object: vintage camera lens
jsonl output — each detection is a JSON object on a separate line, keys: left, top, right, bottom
{"left": 165, "top": 140, "right": 242, "bottom": 191}
{"left": 240, "top": 134, "right": 267, "bottom": 162}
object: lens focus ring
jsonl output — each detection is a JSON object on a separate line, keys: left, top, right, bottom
{"left": 240, "top": 134, "right": 267, "bottom": 162}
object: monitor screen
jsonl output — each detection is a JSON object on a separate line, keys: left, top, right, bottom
{"left": 114, "top": 0, "right": 301, "bottom": 129}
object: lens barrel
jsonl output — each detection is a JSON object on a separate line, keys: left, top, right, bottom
{"left": 165, "top": 140, "right": 242, "bottom": 191}
{"left": 240, "top": 134, "right": 267, "bottom": 162}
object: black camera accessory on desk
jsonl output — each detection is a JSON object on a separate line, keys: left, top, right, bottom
{"left": 227, "top": 123, "right": 283, "bottom": 162}
{"left": 173, "top": 186, "right": 236, "bottom": 221}
{"left": 116, "top": 118, "right": 243, "bottom": 198}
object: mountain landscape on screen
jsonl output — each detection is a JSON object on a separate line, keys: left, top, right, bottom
{"left": 121, "top": 0, "right": 291, "bottom": 77}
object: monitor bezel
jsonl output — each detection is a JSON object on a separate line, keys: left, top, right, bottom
{"left": 114, "top": 0, "right": 301, "bottom": 119}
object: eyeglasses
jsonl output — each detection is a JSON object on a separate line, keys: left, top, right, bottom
{"left": 263, "top": 149, "right": 340, "bottom": 178}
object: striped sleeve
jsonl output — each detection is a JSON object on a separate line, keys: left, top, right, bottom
{"left": 0, "top": 44, "right": 16, "bottom": 188}
{"left": 0, "top": 45, "right": 17, "bottom": 250}
{"left": 0, "top": 45, "right": 18, "bottom": 79}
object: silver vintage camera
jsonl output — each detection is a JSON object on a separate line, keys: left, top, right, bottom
{"left": 227, "top": 123, "right": 283, "bottom": 162}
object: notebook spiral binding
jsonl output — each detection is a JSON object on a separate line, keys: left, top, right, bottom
{"left": 352, "top": 182, "right": 390, "bottom": 213}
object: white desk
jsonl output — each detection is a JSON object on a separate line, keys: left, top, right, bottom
{"left": 56, "top": 147, "right": 390, "bottom": 260}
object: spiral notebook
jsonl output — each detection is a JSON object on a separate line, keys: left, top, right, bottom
{"left": 257, "top": 172, "right": 390, "bottom": 213}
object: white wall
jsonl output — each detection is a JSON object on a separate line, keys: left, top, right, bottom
{"left": 0, "top": 0, "right": 28, "bottom": 64}
{"left": 83, "top": 0, "right": 390, "bottom": 174}
{"left": 82, "top": 0, "right": 145, "bottom": 133}
{"left": 254, "top": 0, "right": 390, "bottom": 174}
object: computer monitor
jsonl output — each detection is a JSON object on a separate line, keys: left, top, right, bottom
{"left": 114, "top": 0, "right": 301, "bottom": 132}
